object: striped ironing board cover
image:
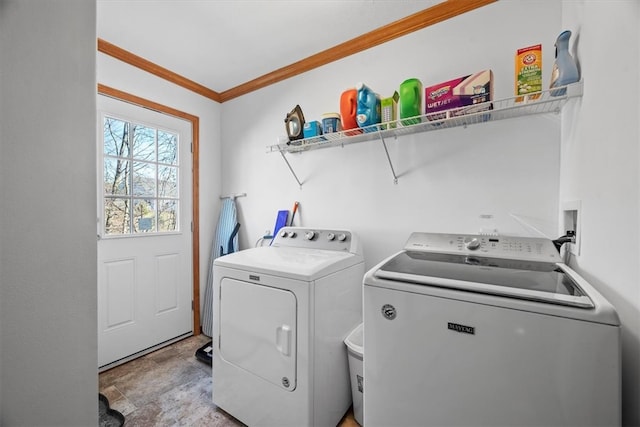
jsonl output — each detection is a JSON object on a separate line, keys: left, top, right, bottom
{"left": 202, "top": 197, "right": 238, "bottom": 337}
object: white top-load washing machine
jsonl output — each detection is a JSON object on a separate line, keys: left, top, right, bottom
{"left": 364, "top": 232, "right": 620, "bottom": 427}
{"left": 212, "top": 227, "right": 364, "bottom": 427}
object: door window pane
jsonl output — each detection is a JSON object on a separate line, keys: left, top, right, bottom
{"left": 104, "top": 158, "right": 130, "bottom": 196}
{"left": 158, "top": 166, "right": 178, "bottom": 198}
{"left": 158, "top": 130, "right": 178, "bottom": 165}
{"left": 132, "top": 124, "right": 156, "bottom": 161}
{"left": 133, "top": 199, "right": 156, "bottom": 233}
{"left": 103, "top": 118, "right": 130, "bottom": 158}
{"left": 158, "top": 200, "right": 178, "bottom": 232}
{"left": 104, "top": 198, "right": 131, "bottom": 235}
{"left": 132, "top": 162, "right": 156, "bottom": 197}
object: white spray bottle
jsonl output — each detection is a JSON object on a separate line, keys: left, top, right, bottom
{"left": 550, "top": 30, "right": 579, "bottom": 96}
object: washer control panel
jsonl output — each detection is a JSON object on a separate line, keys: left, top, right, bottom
{"left": 273, "top": 227, "right": 357, "bottom": 253}
{"left": 404, "top": 232, "right": 561, "bottom": 262}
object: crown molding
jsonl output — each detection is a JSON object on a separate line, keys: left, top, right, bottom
{"left": 219, "top": 0, "right": 496, "bottom": 102}
{"left": 97, "top": 39, "right": 222, "bottom": 103}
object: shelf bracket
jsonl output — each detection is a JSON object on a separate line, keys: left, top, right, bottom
{"left": 378, "top": 131, "right": 398, "bottom": 184}
{"left": 279, "top": 151, "right": 303, "bottom": 188}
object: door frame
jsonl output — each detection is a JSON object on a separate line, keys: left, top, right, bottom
{"left": 97, "top": 83, "right": 201, "bottom": 335}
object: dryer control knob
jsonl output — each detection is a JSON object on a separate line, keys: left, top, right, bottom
{"left": 327, "top": 233, "right": 335, "bottom": 241}
{"left": 305, "top": 231, "right": 316, "bottom": 240}
{"left": 287, "top": 231, "right": 297, "bottom": 238}
{"left": 280, "top": 230, "right": 288, "bottom": 238}
{"left": 337, "top": 233, "right": 347, "bottom": 242}
{"left": 466, "top": 238, "right": 481, "bottom": 250}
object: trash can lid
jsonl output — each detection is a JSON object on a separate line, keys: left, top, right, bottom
{"left": 344, "top": 323, "right": 363, "bottom": 355}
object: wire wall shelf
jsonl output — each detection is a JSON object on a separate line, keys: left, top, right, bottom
{"left": 268, "top": 81, "right": 583, "bottom": 187}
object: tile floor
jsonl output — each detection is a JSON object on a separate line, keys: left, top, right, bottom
{"left": 99, "top": 334, "right": 358, "bottom": 426}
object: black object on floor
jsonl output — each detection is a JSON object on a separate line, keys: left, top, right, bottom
{"left": 196, "top": 340, "right": 213, "bottom": 365}
{"left": 99, "top": 393, "right": 125, "bottom": 427}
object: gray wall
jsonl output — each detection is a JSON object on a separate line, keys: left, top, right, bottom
{"left": 0, "top": 0, "right": 98, "bottom": 425}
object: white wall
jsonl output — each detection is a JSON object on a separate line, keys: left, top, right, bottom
{"left": 97, "top": 54, "right": 222, "bottom": 320}
{"left": 561, "top": 2, "right": 640, "bottom": 425}
{"left": 221, "top": 0, "right": 562, "bottom": 268}
{"left": 0, "top": 0, "right": 98, "bottom": 425}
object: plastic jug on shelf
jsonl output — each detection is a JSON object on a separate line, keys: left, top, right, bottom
{"left": 399, "top": 78, "right": 422, "bottom": 125}
{"left": 340, "top": 88, "right": 359, "bottom": 133}
{"left": 356, "top": 82, "right": 381, "bottom": 131}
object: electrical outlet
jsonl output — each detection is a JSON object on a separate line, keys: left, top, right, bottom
{"left": 562, "top": 200, "right": 581, "bottom": 256}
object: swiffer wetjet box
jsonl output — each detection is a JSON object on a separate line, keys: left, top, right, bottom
{"left": 425, "top": 70, "right": 493, "bottom": 121}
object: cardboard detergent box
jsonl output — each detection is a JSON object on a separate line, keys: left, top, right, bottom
{"left": 303, "top": 120, "right": 322, "bottom": 138}
{"left": 425, "top": 70, "right": 493, "bottom": 121}
{"left": 381, "top": 91, "right": 399, "bottom": 129}
{"left": 515, "top": 44, "right": 542, "bottom": 101}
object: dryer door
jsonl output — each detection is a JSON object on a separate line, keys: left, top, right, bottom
{"left": 219, "top": 278, "right": 297, "bottom": 391}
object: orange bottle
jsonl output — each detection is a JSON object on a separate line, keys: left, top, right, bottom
{"left": 340, "top": 88, "right": 358, "bottom": 130}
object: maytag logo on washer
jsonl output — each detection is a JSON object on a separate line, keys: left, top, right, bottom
{"left": 448, "top": 322, "right": 475, "bottom": 335}
{"left": 381, "top": 304, "right": 396, "bottom": 320}
{"left": 249, "top": 274, "right": 260, "bottom": 281}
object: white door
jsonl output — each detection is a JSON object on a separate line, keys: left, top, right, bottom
{"left": 97, "top": 95, "right": 193, "bottom": 368}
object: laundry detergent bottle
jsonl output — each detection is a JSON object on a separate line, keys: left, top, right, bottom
{"left": 399, "top": 78, "right": 422, "bottom": 125}
{"left": 340, "top": 88, "right": 358, "bottom": 131}
{"left": 550, "top": 30, "right": 579, "bottom": 96}
{"left": 356, "top": 82, "right": 381, "bottom": 131}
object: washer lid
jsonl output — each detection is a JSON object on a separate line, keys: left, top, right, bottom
{"left": 214, "top": 246, "right": 361, "bottom": 281}
{"left": 374, "top": 250, "right": 594, "bottom": 308}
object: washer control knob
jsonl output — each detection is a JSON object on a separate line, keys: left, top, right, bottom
{"left": 327, "top": 233, "right": 335, "bottom": 241}
{"left": 305, "top": 231, "right": 316, "bottom": 240}
{"left": 337, "top": 233, "right": 347, "bottom": 242}
{"left": 466, "top": 238, "right": 481, "bottom": 250}
{"left": 280, "top": 230, "right": 288, "bottom": 238}
{"left": 287, "top": 231, "right": 297, "bottom": 238}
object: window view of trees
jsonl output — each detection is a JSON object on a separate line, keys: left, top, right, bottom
{"left": 103, "top": 117, "right": 179, "bottom": 236}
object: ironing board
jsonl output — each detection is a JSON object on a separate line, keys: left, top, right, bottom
{"left": 201, "top": 197, "right": 239, "bottom": 337}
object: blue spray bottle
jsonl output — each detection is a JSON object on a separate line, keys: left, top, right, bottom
{"left": 550, "top": 30, "right": 579, "bottom": 96}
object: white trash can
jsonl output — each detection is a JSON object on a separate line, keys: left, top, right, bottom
{"left": 345, "top": 323, "right": 364, "bottom": 426}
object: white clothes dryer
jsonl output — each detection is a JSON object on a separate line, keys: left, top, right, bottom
{"left": 363, "top": 232, "right": 620, "bottom": 427}
{"left": 212, "top": 227, "right": 364, "bottom": 427}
